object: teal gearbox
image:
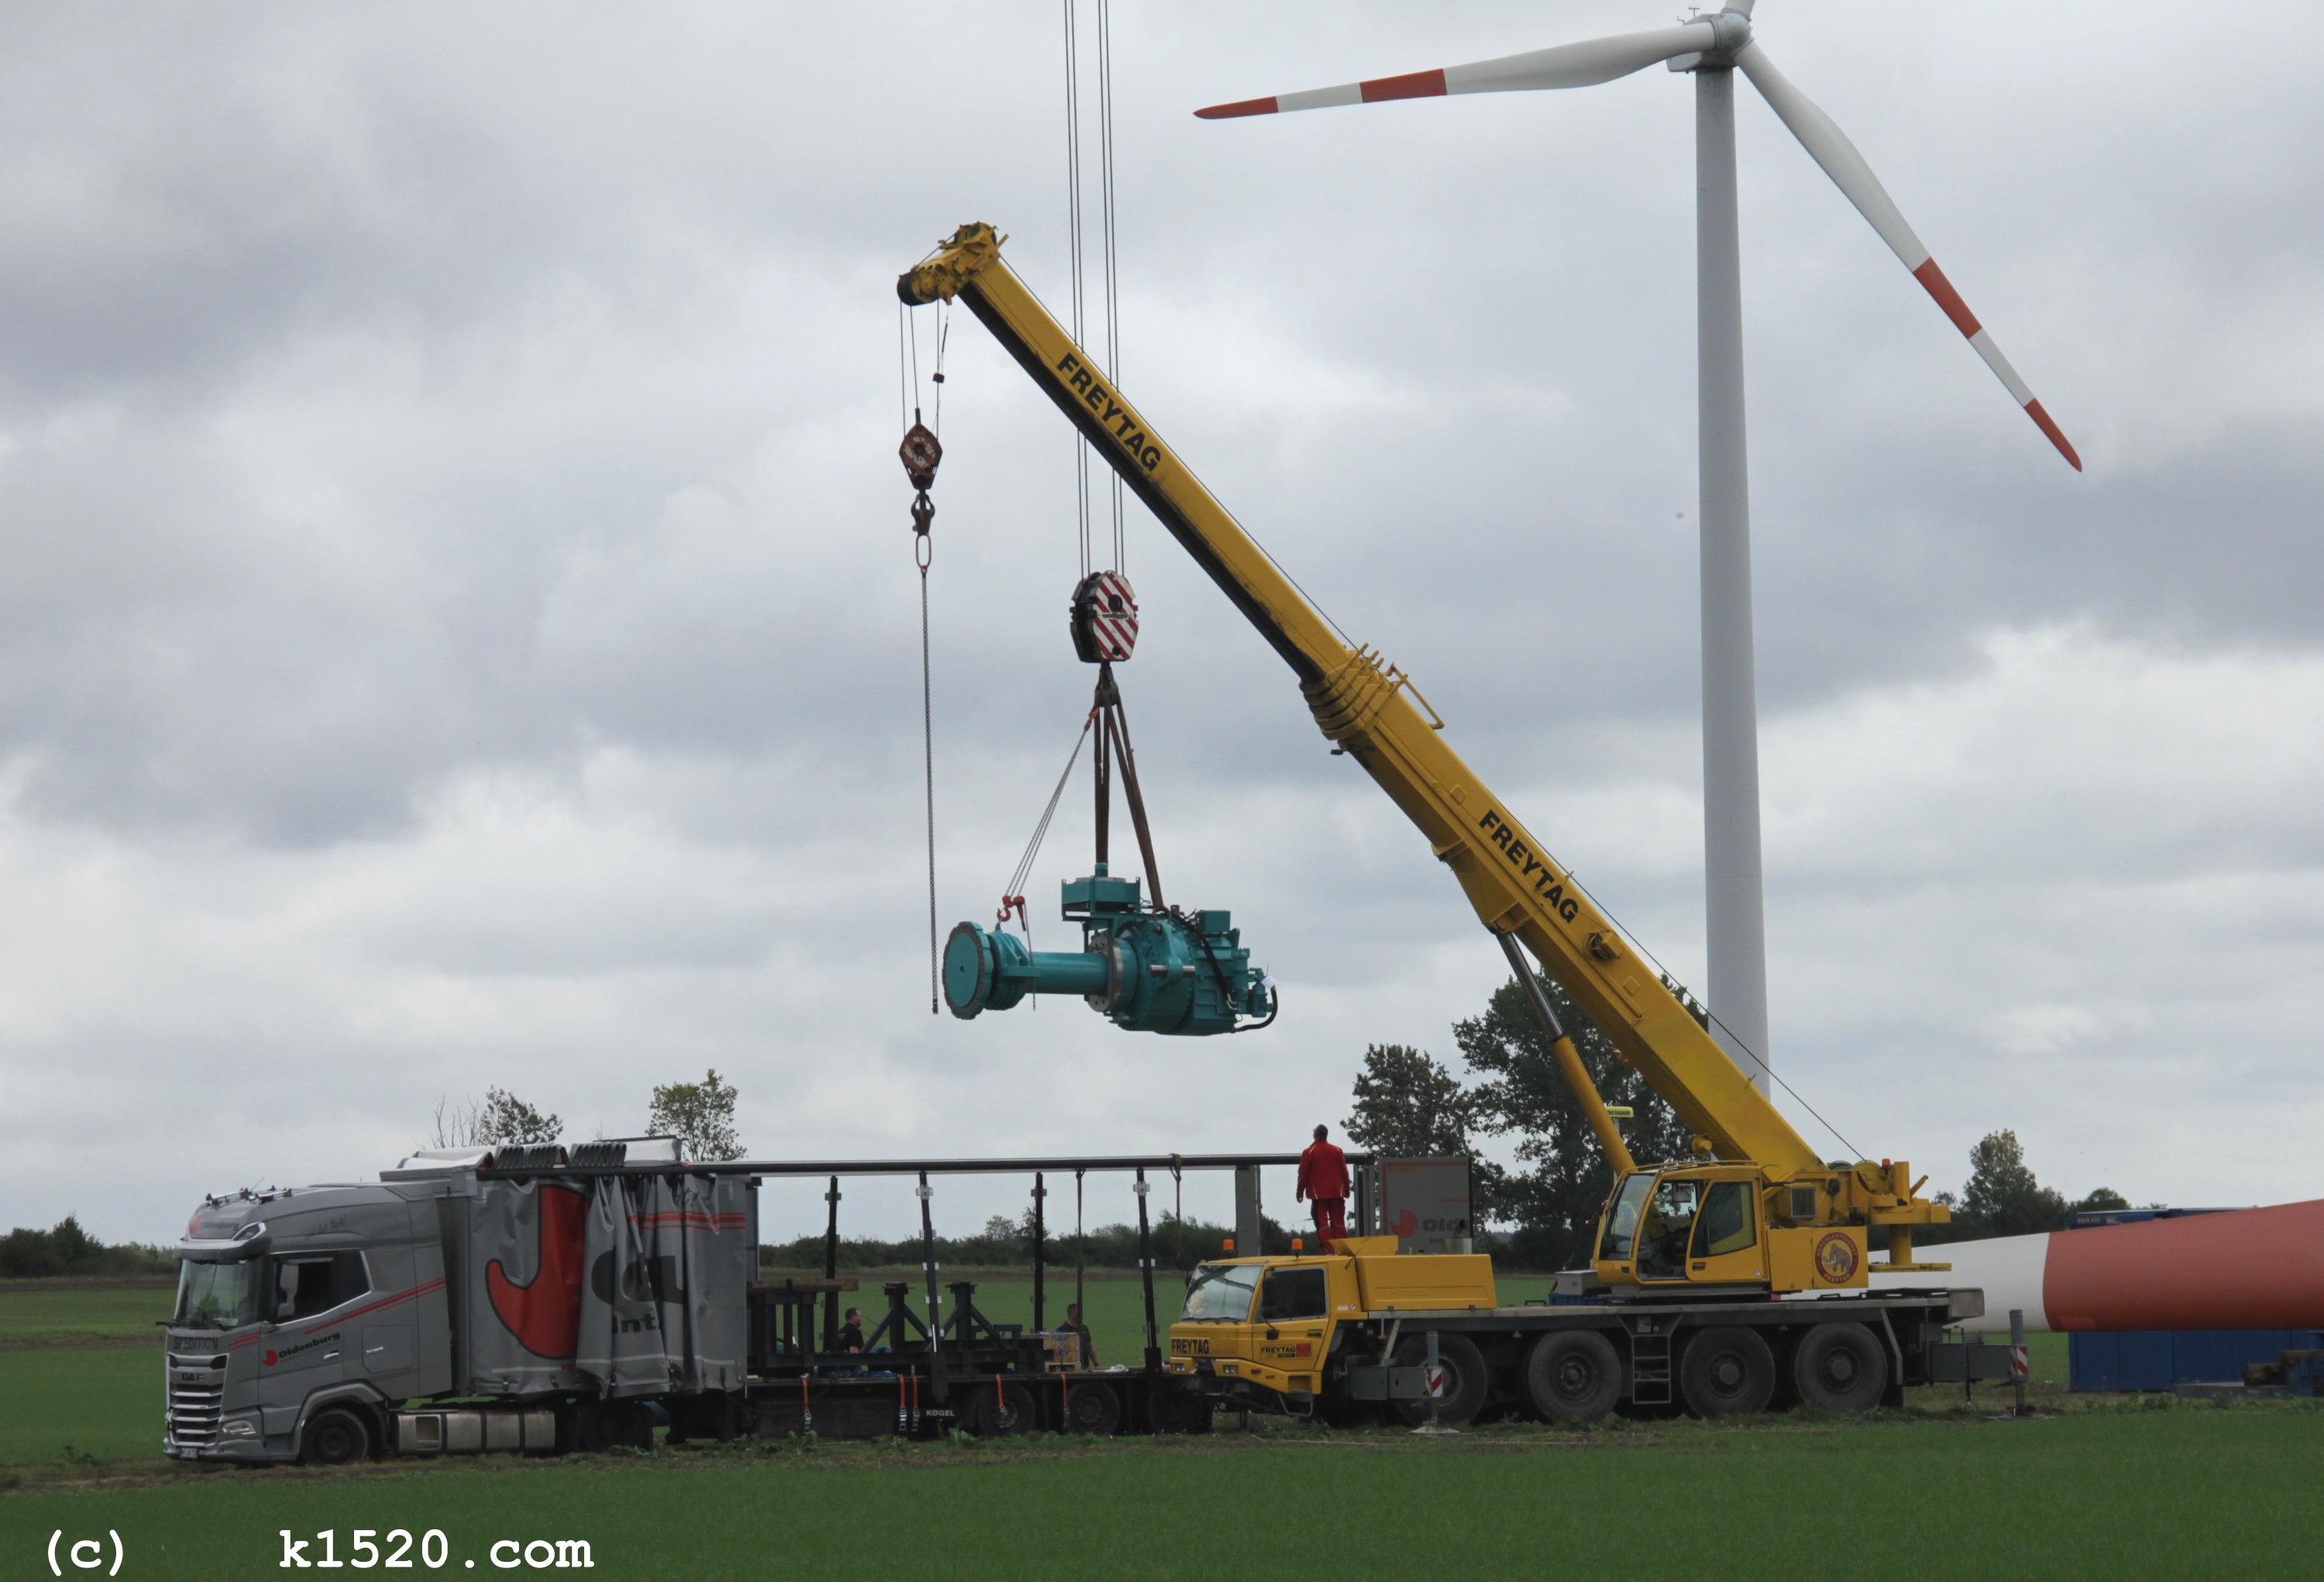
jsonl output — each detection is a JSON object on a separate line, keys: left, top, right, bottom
{"left": 942, "top": 865, "right": 1273, "bottom": 1035}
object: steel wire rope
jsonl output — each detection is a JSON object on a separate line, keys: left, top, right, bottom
{"left": 999, "top": 712, "right": 1098, "bottom": 936}
{"left": 1518, "top": 865, "right": 1862, "bottom": 1162}
{"left": 1096, "top": 0, "right": 1125, "bottom": 572}
{"left": 1062, "top": 0, "right": 1093, "bottom": 579}
{"left": 1009, "top": 257, "right": 1367, "bottom": 657}
{"left": 899, "top": 304, "right": 940, "bottom": 1014}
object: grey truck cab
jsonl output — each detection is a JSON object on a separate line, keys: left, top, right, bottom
{"left": 164, "top": 1140, "right": 753, "bottom": 1464}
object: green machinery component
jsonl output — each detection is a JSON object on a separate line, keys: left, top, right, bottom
{"left": 942, "top": 865, "right": 1273, "bottom": 1035}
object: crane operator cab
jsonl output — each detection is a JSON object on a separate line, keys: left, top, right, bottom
{"left": 1594, "top": 1164, "right": 1873, "bottom": 1295}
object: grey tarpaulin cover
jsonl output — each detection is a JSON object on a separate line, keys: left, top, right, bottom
{"left": 464, "top": 1174, "right": 753, "bottom": 1398}
{"left": 573, "top": 1174, "right": 754, "bottom": 1396}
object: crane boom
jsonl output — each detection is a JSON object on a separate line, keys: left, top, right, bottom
{"left": 899, "top": 223, "right": 1947, "bottom": 1279}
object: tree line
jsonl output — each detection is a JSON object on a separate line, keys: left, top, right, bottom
{"left": 758, "top": 1209, "right": 1299, "bottom": 1274}
{"left": 0, "top": 1215, "right": 171, "bottom": 1279}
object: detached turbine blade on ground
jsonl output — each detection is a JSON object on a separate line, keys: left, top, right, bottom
{"left": 1734, "top": 42, "right": 2081, "bottom": 469}
{"left": 1195, "top": 22, "right": 1715, "bottom": 119}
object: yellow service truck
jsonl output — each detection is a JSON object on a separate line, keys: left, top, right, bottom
{"left": 1164, "top": 1236, "right": 1979, "bottom": 1423}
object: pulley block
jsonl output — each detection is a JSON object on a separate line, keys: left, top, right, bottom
{"left": 1070, "top": 571, "right": 1139, "bottom": 663}
{"left": 899, "top": 421, "right": 942, "bottom": 491}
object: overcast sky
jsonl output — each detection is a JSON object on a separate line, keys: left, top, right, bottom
{"left": 2, "top": 2, "right": 2317, "bottom": 1245}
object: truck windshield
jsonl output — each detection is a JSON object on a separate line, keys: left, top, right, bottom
{"left": 1179, "top": 1264, "right": 1262, "bottom": 1322}
{"left": 1599, "top": 1174, "right": 1656, "bottom": 1261}
{"left": 174, "top": 1260, "right": 263, "bottom": 1330}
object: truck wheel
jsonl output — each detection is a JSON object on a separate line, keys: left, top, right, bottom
{"left": 968, "top": 1381, "right": 1037, "bottom": 1436}
{"left": 1792, "top": 1322, "right": 1889, "bottom": 1413}
{"left": 300, "top": 1408, "right": 371, "bottom": 1467}
{"left": 1679, "top": 1326, "right": 1776, "bottom": 1417}
{"left": 1063, "top": 1381, "right": 1121, "bottom": 1436}
{"left": 1392, "top": 1333, "right": 1489, "bottom": 1428}
{"left": 1525, "top": 1330, "right": 1622, "bottom": 1422}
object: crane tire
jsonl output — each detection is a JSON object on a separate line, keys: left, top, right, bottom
{"left": 1679, "top": 1326, "right": 1777, "bottom": 1417}
{"left": 299, "top": 1407, "right": 372, "bottom": 1466}
{"left": 1525, "top": 1329, "right": 1623, "bottom": 1422}
{"left": 1792, "top": 1322, "right": 1889, "bottom": 1413}
{"left": 1391, "top": 1333, "right": 1489, "bottom": 1428}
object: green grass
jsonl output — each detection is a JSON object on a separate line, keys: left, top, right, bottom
{"left": 0, "top": 1346, "right": 158, "bottom": 1467}
{"left": 0, "top": 1282, "right": 171, "bottom": 1346}
{"left": 6, "top": 1407, "right": 2319, "bottom": 1580}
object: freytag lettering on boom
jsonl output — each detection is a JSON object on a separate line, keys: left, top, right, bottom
{"left": 1054, "top": 353, "right": 1163, "bottom": 472}
{"left": 1479, "top": 810, "right": 1580, "bottom": 921}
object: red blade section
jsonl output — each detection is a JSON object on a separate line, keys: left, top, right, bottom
{"left": 2044, "top": 1199, "right": 2324, "bottom": 1332}
{"left": 1195, "top": 96, "right": 1281, "bottom": 120}
{"left": 1360, "top": 67, "right": 1447, "bottom": 105}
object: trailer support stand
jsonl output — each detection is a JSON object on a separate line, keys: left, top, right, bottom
{"left": 821, "top": 1174, "right": 842, "bottom": 1353}
{"left": 1031, "top": 1172, "right": 1047, "bottom": 1336}
{"left": 1134, "top": 1168, "right": 1160, "bottom": 1376}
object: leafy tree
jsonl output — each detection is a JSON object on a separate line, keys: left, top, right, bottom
{"left": 2070, "top": 1186, "right": 2130, "bottom": 1217}
{"left": 50, "top": 1215, "right": 96, "bottom": 1272}
{"left": 1455, "top": 974, "right": 1689, "bottom": 1271}
{"left": 1935, "top": 1129, "right": 2068, "bottom": 1241}
{"left": 429, "top": 1088, "right": 562, "bottom": 1149}
{"left": 0, "top": 1226, "right": 66, "bottom": 1278}
{"left": 1345, "top": 1042, "right": 1505, "bottom": 1221}
{"left": 648, "top": 1068, "right": 743, "bottom": 1161}
{"left": 477, "top": 1088, "right": 561, "bottom": 1145}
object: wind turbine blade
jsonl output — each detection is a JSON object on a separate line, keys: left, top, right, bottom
{"left": 1195, "top": 23, "right": 1716, "bottom": 120}
{"left": 1735, "top": 42, "right": 2081, "bottom": 470}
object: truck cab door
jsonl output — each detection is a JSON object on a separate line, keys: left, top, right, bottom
{"left": 1253, "top": 1265, "right": 1331, "bottom": 1388}
{"left": 1683, "top": 1179, "right": 1766, "bottom": 1285}
{"left": 1633, "top": 1177, "right": 1707, "bottom": 1285}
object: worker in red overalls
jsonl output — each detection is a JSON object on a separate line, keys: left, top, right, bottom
{"left": 1296, "top": 1124, "right": 1349, "bottom": 1250}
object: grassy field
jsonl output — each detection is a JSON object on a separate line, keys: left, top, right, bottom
{"left": 4, "top": 1278, "right": 2272, "bottom": 1582}
{"left": 7, "top": 1406, "right": 2319, "bottom": 1580}
{"left": 0, "top": 1283, "right": 173, "bottom": 1346}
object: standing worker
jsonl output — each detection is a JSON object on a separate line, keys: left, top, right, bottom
{"left": 1296, "top": 1124, "right": 1349, "bottom": 1249}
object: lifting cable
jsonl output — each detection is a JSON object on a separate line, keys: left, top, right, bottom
{"left": 998, "top": 710, "right": 1098, "bottom": 946}
{"left": 1062, "top": 0, "right": 1126, "bottom": 576}
{"left": 898, "top": 300, "right": 952, "bottom": 1013}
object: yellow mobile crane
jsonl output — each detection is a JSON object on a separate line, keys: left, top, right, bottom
{"left": 901, "top": 225, "right": 1970, "bottom": 1421}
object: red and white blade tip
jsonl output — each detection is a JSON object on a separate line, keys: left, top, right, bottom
{"left": 1910, "top": 258, "right": 2081, "bottom": 472}
{"left": 1197, "top": 68, "right": 1446, "bottom": 120}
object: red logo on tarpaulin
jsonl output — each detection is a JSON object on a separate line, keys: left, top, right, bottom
{"left": 1393, "top": 1209, "right": 1418, "bottom": 1238}
{"left": 263, "top": 1350, "right": 278, "bottom": 1367}
{"left": 486, "top": 1185, "right": 588, "bottom": 1359}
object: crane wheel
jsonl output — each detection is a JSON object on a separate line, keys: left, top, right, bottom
{"left": 1524, "top": 1330, "right": 1622, "bottom": 1422}
{"left": 1679, "top": 1326, "right": 1776, "bottom": 1417}
{"left": 1391, "top": 1333, "right": 1489, "bottom": 1428}
{"left": 1791, "top": 1322, "right": 1889, "bottom": 1413}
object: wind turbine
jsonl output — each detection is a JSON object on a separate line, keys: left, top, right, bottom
{"left": 1198, "top": 2, "right": 2078, "bottom": 1089}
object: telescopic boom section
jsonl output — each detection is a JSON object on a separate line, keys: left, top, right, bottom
{"left": 898, "top": 222, "right": 1824, "bottom": 1179}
